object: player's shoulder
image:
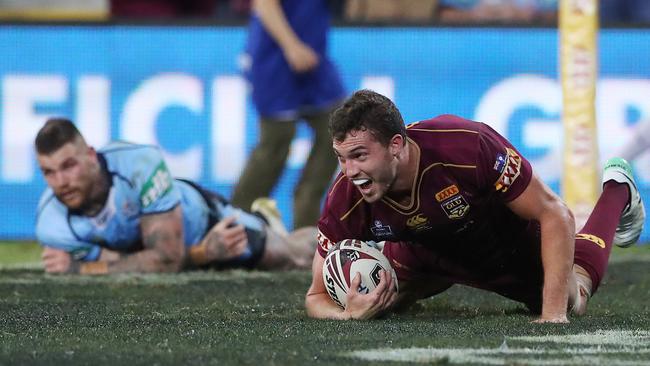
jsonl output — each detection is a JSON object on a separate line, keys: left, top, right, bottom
{"left": 35, "top": 190, "right": 70, "bottom": 239}
{"left": 36, "top": 187, "right": 57, "bottom": 213}
{"left": 99, "top": 141, "right": 161, "bottom": 160}
{"left": 36, "top": 188, "right": 70, "bottom": 225}
{"left": 406, "top": 115, "right": 485, "bottom": 160}
{"left": 99, "top": 141, "right": 166, "bottom": 176}
{"left": 406, "top": 114, "right": 482, "bottom": 133}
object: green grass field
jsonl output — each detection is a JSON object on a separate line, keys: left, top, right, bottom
{"left": 1, "top": 242, "right": 649, "bottom": 365}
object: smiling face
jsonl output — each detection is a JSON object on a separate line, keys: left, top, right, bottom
{"left": 37, "top": 139, "right": 99, "bottom": 210}
{"left": 333, "top": 128, "right": 404, "bottom": 203}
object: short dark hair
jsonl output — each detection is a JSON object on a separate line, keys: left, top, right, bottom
{"left": 35, "top": 118, "right": 84, "bottom": 155}
{"left": 329, "top": 89, "right": 406, "bottom": 146}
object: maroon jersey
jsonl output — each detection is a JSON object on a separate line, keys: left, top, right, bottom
{"left": 318, "top": 115, "right": 541, "bottom": 284}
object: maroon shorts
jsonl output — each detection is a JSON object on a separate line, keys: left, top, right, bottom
{"left": 382, "top": 227, "right": 545, "bottom": 313}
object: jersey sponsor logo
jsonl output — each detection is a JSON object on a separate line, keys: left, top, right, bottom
{"left": 435, "top": 184, "right": 460, "bottom": 202}
{"left": 440, "top": 195, "right": 470, "bottom": 219}
{"left": 370, "top": 220, "right": 393, "bottom": 240}
{"left": 494, "top": 148, "right": 522, "bottom": 193}
{"left": 139, "top": 162, "right": 173, "bottom": 208}
{"left": 406, "top": 214, "right": 431, "bottom": 232}
{"left": 317, "top": 229, "right": 334, "bottom": 253}
{"left": 493, "top": 152, "right": 507, "bottom": 173}
{"left": 406, "top": 214, "right": 428, "bottom": 228}
{"left": 576, "top": 233, "right": 606, "bottom": 248}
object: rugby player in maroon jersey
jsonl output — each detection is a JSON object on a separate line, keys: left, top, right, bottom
{"left": 305, "top": 89, "right": 645, "bottom": 323}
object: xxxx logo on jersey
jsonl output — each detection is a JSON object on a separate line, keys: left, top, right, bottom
{"left": 435, "top": 184, "right": 459, "bottom": 202}
{"left": 494, "top": 148, "right": 522, "bottom": 193}
{"left": 436, "top": 184, "right": 470, "bottom": 220}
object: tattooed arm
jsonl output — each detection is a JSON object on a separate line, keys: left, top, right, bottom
{"left": 59, "top": 205, "right": 186, "bottom": 274}
{"left": 43, "top": 206, "right": 185, "bottom": 275}
{"left": 101, "top": 205, "right": 185, "bottom": 273}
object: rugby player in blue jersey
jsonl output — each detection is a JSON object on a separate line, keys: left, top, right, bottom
{"left": 35, "top": 118, "right": 315, "bottom": 275}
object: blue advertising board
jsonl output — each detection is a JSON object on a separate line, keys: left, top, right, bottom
{"left": 1, "top": 25, "right": 649, "bottom": 241}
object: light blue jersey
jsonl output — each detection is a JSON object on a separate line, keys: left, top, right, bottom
{"left": 36, "top": 142, "right": 265, "bottom": 265}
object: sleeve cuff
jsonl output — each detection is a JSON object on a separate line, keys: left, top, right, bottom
{"left": 82, "top": 246, "right": 102, "bottom": 261}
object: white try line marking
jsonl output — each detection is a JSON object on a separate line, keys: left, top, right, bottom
{"left": 346, "top": 330, "right": 650, "bottom": 365}
{"left": 513, "top": 330, "right": 650, "bottom": 347}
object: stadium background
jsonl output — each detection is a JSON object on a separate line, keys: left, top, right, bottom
{"left": 1, "top": 25, "right": 649, "bottom": 241}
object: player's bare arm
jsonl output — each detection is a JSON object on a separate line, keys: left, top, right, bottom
{"left": 306, "top": 254, "right": 351, "bottom": 319}
{"left": 101, "top": 205, "right": 185, "bottom": 274}
{"left": 42, "top": 247, "right": 124, "bottom": 274}
{"left": 42, "top": 206, "right": 185, "bottom": 274}
{"left": 305, "top": 253, "right": 398, "bottom": 320}
{"left": 507, "top": 173, "right": 576, "bottom": 323}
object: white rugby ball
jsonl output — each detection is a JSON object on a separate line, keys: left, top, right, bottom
{"left": 322, "top": 239, "right": 398, "bottom": 308}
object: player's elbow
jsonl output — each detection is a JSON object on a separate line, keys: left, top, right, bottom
{"left": 541, "top": 197, "right": 576, "bottom": 235}
{"left": 305, "top": 290, "right": 348, "bottom": 320}
{"left": 565, "top": 204, "right": 576, "bottom": 231}
{"left": 555, "top": 200, "right": 576, "bottom": 233}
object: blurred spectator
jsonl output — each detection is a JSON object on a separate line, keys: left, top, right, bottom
{"left": 600, "top": 0, "right": 650, "bottom": 25}
{"left": 439, "top": 0, "right": 557, "bottom": 24}
{"left": 344, "top": 0, "right": 438, "bottom": 23}
{"left": 232, "top": 0, "right": 345, "bottom": 229}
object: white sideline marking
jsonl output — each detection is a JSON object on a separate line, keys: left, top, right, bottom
{"left": 349, "top": 347, "right": 650, "bottom": 365}
{"left": 346, "top": 330, "right": 650, "bottom": 365}
{"left": 513, "top": 330, "right": 650, "bottom": 346}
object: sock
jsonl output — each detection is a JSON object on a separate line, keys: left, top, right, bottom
{"left": 573, "top": 181, "right": 629, "bottom": 294}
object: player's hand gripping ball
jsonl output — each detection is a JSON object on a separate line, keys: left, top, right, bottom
{"left": 322, "top": 239, "right": 398, "bottom": 308}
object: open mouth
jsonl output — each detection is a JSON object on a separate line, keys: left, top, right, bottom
{"left": 60, "top": 190, "right": 78, "bottom": 202}
{"left": 352, "top": 178, "right": 372, "bottom": 190}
